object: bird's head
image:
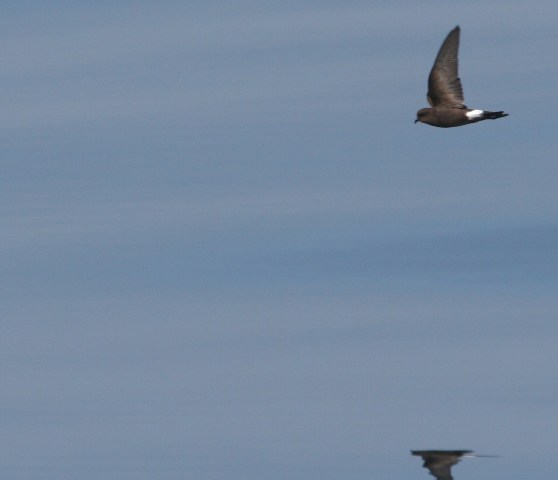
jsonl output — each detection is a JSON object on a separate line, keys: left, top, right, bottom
{"left": 415, "top": 108, "right": 430, "bottom": 124}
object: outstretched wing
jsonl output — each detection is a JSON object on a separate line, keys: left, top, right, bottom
{"left": 411, "top": 450, "right": 474, "bottom": 480}
{"left": 427, "top": 26, "right": 466, "bottom": 108}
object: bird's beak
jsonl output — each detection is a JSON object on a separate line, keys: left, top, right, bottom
{"left": 414, "top": 119, "right": 419, "bottom": 124}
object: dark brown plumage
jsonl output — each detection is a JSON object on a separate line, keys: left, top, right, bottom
{"left": 411, "top": 450, "right": 473, "bottom": 480}
{"left": 415, "top": 26, "right": 508, "bottom": 128}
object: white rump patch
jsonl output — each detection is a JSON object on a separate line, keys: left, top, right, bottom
{"left": 466, "top": 109, "right": 484, "bottom": 120}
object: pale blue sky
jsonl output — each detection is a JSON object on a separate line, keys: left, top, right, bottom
{"left": 2, "top": 2, "right": 557, "bottom": 479}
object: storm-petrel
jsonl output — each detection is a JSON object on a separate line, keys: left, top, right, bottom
{"left": 415, "top": 26, "right": 508, "bottom": 128}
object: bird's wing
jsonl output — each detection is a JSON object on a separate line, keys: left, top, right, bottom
{"left": 411, "top": 450, "right": 473, "bottom": 480}
{"left": 427, "top": 26, "right": 466, "bottom": 108}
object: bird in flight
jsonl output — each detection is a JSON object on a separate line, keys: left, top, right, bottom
{"left": 411, "top": 450, "right": 473, "bottom": 480}
{"left": 415, "top": 26, "right": 509, "bottom": 127}
{"left": 411, "top": 450, "right": 493, "bottom": 480}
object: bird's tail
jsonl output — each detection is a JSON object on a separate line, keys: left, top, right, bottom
{"left": 483, "top": 111, "right": 509, "bottom": 120}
